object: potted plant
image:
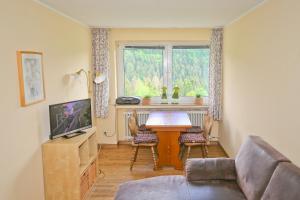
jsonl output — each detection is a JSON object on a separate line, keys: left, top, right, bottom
{"left": 172, "top": 86, "right": 180, "bottom": 104}
{"left": 142, "top": 95, "right": 151, "bottom": 105}
{"left": 161, "top": 86, "right": 168, "bottom": 104}
{"left": 195, "top": 94, "right": 203, "bottom": 105}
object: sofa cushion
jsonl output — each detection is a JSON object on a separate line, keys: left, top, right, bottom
{"left": 262, "top": 162, "right": 300, "bottom": 200}
{"left": 187, "top": 180, "right": 246, "bottom": 200}
{"left": 115, "top": 175, "right": 189, "bottom": 200}
{"left": 185, "top": 158, "right": 236, "bottom": 181}
{"left": 235, "top": 136, "right": 290, "bottom": 200}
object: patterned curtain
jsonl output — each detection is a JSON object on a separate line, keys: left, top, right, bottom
{"left": 209, "top": 28, "right": 223, "bottom": 121}
{"left": 92, "top": 28, "right": 110, "bottom": 118}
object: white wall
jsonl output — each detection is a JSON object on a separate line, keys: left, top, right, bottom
{"left": 221, "top": 0, "right": 300, "bottom": 165}
{"left": 0, "top": 0, "right": 91, "bottom": 199}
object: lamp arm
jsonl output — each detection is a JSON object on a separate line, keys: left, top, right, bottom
{"left": 76, "top": 69, "right": 90, "bottom": 93}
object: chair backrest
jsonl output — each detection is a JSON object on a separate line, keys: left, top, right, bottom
{"left": 128, "top": 115, "right": 138, "bottom": 137}
{"left": 132, "top": 109, "right": 139, "bottom": 126}
{"left": 203, "top": 115, "right": 213, "bottom": 139}
{"left": 235, "top": 136, "right": 290, "bottom": 200}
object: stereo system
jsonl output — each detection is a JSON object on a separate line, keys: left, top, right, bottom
{"left": 116, "top": 96, "right": 141, "bottom": 105}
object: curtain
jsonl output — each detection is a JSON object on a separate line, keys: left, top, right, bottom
{"left": 209, "top": 28, "right": 223, "bottom": 121}
{"left": 92, "top": 28, "right": 110, "bottom": 118}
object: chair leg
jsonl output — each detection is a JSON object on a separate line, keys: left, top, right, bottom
{"left": 134, "top": 146, "right": 139, "bottom": 162}
{"left": 186, "top": 146, "right": 191, "bottom": 159}
{"left": 130, "top": 146, "right": 138, "bottom": 171}
{"left": 151, "top": 146, "right": 158, "bottom": 170}
{"left": 205, "top": 145, "right": 209, "bottom": 157}
{"left": 154, "top": 146, "right": 159, "bottom": 157}
{"left": 179, "top": 144, "right": 185, "bottom": 161}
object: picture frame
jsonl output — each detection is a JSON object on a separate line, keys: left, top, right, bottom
{"left": 17, "top": 51, "right": 45, "bottom": 106}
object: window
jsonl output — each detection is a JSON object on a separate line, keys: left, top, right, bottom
{"left": 118, "top": 43, "right": 210, "bottom": 99}
{"left": 123, "top": 46, "right": 164, "bottom": 96}
{"left": 172, "top": 46, "right": 210, "bottom": 96}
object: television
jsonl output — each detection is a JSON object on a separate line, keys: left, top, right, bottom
{"left": 49, "top": 98, "right": 92, "bottom": 139}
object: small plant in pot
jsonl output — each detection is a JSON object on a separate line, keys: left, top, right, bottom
{"left": 195, "top": 94, "right": 203, "bottom": 105}
{"left": 142, "top": 95, "right": 151, "bottom": 105}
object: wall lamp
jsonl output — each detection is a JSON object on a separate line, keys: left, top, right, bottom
{"left": 74, "top": 68, "right": 106, "bottom": 92}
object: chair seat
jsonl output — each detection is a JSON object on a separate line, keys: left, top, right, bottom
{"left": 133, "top": 133, "right": 158, "bottom": 144}
{"left": 184, "top": 126, "right": 203, "bottom": 133}
{"left": 180, "top": 133, "right": 206, "bottom": 144}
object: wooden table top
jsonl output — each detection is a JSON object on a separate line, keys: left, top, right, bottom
{"left": 145, "top": 111, "right": 192, "bottom": 128}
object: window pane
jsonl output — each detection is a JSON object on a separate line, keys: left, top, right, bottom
{"left": 172, "top": 47, "right": 210, "bottom": 97}
{"left": 124, "top": 47, "right": 164, "bottom": 97}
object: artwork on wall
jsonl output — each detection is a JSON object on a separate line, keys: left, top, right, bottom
{"left": 17, "top": 51, "right": 45, "bottom": 106}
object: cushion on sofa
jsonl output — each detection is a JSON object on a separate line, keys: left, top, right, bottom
{"left": 261, "top": 162, "right": 300, "bottom": 200}
{"left": 187, "top": 180, "right": 246, "bottom": 200}
{"left": 115, "top": 175, "right": 189, "bottom": 200}
{"left": 235, "top": 136, "right": 290, "bottom": 200}
{"left": 185, "top": 158, "right": 237, "bottom": 181}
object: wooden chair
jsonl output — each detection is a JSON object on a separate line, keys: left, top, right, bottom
{"left": 179, "top": 115, "right": 213, "bottom": 160}
{"left": 132, "top": 109, "right": 151, "bottom": 131}
{"left": 128, "top": 115, "right": 159, "bottom": 171}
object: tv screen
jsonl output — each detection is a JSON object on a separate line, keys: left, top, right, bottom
{"left": 49, "top": 98, "right": 92, "bottom": 139}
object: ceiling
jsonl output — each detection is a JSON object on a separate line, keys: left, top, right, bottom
{"left": 37, "top": 0, "right": 265, "bottom": 28}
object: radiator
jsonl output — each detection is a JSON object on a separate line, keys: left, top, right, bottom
{"left": 186, "top": 111, "right": 207, "bottom": 127}
{"left": 123, "top": 111, "right": 207, "bottom": 140}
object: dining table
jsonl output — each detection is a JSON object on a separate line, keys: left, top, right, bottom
{"left": 145, "top": 111, "right": 192, "bottom": 170}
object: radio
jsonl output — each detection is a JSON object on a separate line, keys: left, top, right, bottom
{"left": 116, "top": 96, "right": 141, "bottom": 105}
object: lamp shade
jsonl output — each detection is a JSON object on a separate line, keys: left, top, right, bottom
{"left": 94, "top": 73, "right": 106, "bottom": 84}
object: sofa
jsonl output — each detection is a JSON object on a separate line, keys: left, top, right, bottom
{"left": 115, "top": 136, "right": 300, "bottom": 200}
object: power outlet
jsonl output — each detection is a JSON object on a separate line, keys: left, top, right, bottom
{"left": 104, "top": 131, "right": 115, "bottom": 137}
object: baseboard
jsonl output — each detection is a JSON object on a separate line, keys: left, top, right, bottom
{"left": 118, "top": 140, "right": 132, "bottom": 145}
{"left": 217, "top": 141, "right": 229, "bottom": 157}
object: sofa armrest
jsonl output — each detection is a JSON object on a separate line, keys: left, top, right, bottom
{"left": 185, "top": 158, "right": 237, "bottom": 182}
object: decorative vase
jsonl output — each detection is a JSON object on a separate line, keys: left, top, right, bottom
{"left": 172, "top": 86, "right": 180, "bottom": 104}
{"left": 161, "top": 86, "right": 168, "bottom": 104}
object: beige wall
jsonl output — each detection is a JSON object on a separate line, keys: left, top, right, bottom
{"left": 0, "top": 1, "right": 91, "bottom": 199}
{"left": 97, "top": 28, "right": 212, "bottom": 144}
{"left": 221, "top": 0, "right": 300, "bottom": 165}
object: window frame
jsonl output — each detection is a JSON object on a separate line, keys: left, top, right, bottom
{"left": 117, "top": 41, "right": 210, "bottom": 104}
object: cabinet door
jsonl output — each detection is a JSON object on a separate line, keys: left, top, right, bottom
{"left": 88, "top": 160, "right": 97, "bottom": 187}
{"left": 80, "top": 171, "right": 89, "bottom": 200}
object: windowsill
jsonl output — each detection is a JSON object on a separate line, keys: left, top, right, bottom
{"left": 115, "top": 103, "right": 208, "bottom": 109}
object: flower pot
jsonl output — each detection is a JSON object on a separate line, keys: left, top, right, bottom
{"left": 142, "top": 98, "right": 151, "bottom": 105}
{"left": 195, "top": 98, "right": 203, "bottom": 105}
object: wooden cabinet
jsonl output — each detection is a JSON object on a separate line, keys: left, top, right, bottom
{"left": 42, "top": 127, "right": 98, "bottom": 200}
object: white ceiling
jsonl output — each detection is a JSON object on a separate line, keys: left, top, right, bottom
{"left": 37, "top": 0, "right": 265, "bottom": 28}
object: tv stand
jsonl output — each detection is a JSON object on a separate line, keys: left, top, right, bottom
{"left": 63, "top": 130, "right": 86, "bottom": 139}
{"left": 43, "top": 127, "right": 98, "bottom": 200}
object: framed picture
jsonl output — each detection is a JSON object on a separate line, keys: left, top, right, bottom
{"left": 17, "top": 51, "right": 45, "bottom": 106}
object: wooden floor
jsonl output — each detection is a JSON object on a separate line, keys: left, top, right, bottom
{"left": 86, "top": 143, "right": 227, "bottom": 200}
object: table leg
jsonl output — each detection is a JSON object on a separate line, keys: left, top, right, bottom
{"left": 157, "top": 131, "right": 183, "bottom": 170}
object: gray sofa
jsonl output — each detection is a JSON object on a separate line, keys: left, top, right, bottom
{"left": 115, "top": 136, "right": 300, "bottom": 200}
